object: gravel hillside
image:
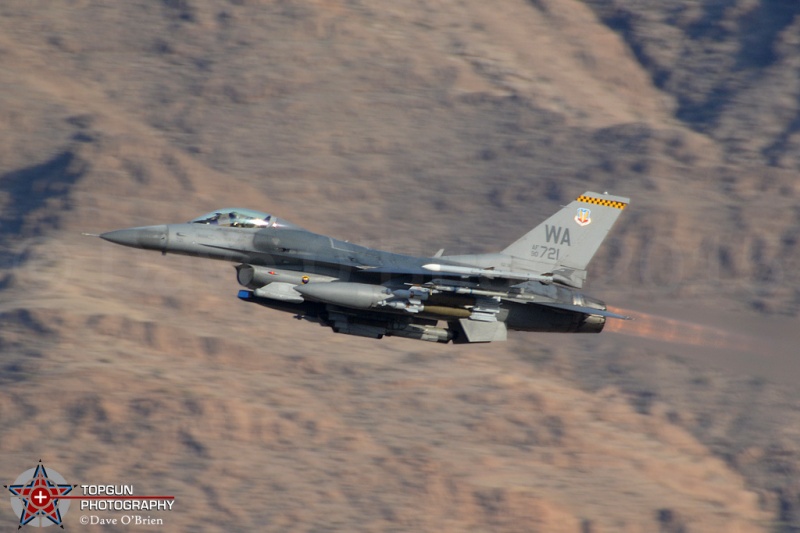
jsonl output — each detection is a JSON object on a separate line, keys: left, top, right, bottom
{"left": 1, "top": 1, "right": 799, "bottom": 531}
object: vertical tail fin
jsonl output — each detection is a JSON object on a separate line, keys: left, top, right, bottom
{"left": 501, "top": 191, "right": 629, "bottom": 287}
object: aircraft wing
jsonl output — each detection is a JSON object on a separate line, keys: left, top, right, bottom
{"left": 357, "top": 264, "right": 631, "bottom": 318}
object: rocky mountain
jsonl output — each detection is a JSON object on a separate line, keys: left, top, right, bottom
{"left": 1, "top": 0, "right": 799, "bottom": 531}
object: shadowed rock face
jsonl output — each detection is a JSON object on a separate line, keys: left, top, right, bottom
{"left": 0, "top": 150, "right": 86, "bottom": 240}
{"left": 585, "top": 0, "right": 800, "bottom": 182}
{"left": 0, "top": 1, "right": 799, "bottom": 531}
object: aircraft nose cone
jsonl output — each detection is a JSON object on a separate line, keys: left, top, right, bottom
{"left": 100, "top": 225, "right": 168, "bottom": 251}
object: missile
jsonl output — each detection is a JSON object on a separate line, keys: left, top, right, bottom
{"left": 422, "top": 263, "right": 552, "bottom": 283}
{"left": 387, "top": 324, "right": 453, "bottom": 343}
{"left": 381, "top": 300, "right": 472, "bottom": 318}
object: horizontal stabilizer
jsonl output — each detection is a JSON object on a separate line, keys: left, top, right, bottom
{"left": 534, "top": 301, "right": 632, "bottom": 320}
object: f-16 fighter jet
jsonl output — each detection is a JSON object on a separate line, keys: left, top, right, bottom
{"left": 99, "top": 191, "right": 630, "bottom": 343}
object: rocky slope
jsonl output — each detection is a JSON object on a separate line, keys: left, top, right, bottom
{"left": 1, "top": 0, "right": 799, "bottom": 531}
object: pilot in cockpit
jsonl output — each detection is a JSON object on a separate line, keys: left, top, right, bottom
{"left": 201, "top": 213, "right": 221, "bottom": 225}
{"left": 191, "top": 209, "right": 273, "bottom": 229}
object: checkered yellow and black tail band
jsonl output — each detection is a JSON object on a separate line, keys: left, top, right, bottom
{"left": 575, "top": 195, "right": 627, "bottom": 210}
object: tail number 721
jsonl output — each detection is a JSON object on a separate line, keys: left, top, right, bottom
{"left": 530, "top": 245, "right": 560, "bottom": 260}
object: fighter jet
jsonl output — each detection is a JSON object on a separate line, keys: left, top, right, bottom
{"left": 99, "top": 191, "right": 630, "bottom": 343}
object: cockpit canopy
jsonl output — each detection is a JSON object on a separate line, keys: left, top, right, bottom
{"left": 191, "top": 208, "right": 272, "bottom": 229}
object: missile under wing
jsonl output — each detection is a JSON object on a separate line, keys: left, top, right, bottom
{"left": 98, "top": 192, "right": 630, "bottom": 343}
